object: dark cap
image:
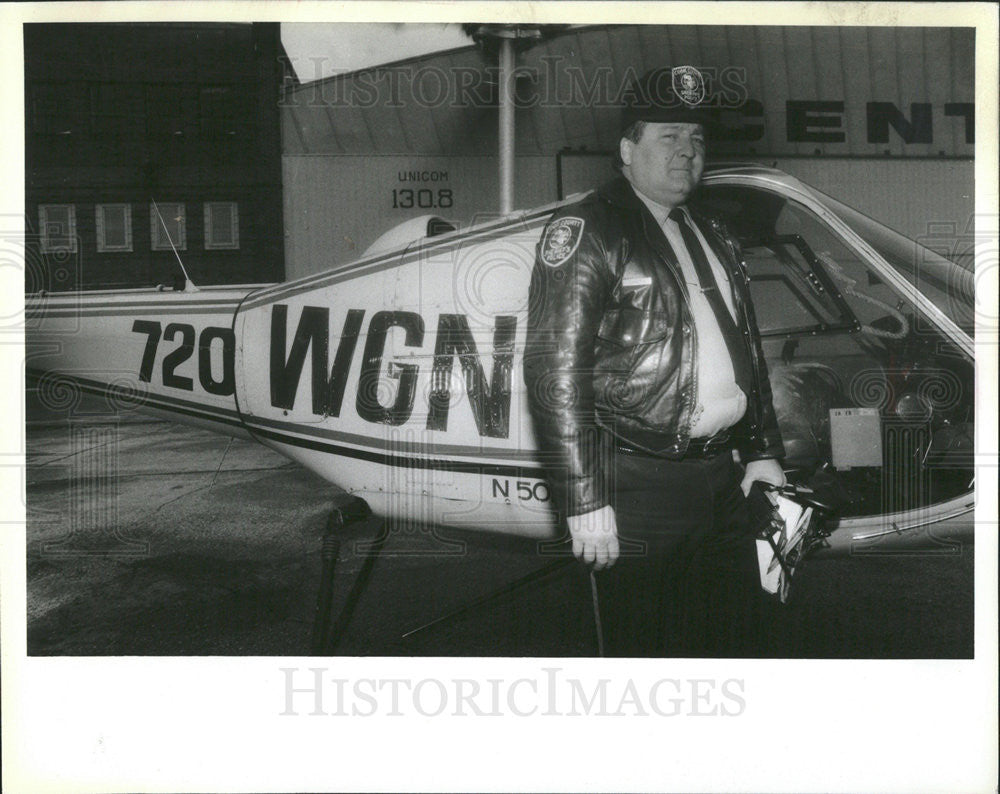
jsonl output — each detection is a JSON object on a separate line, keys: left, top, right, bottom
{"left": 620, "top": 66, "right": 718, "bottom": 134}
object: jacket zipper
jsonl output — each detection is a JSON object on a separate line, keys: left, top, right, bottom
{"left": 638, "top": 211, "right": 699, "bottom": 441}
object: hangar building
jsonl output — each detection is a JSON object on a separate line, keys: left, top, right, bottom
{"left": 24, "top": 23, "right": 289, "bottom": 291}
{"left": 281, "top": 24, "right": 974, "bottom": 279}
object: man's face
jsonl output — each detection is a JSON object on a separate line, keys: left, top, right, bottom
{"left": 620, "top": 122, "right": 706, "bottom": 209}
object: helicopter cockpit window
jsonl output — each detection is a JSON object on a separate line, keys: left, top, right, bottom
{"left": 813, "top": 191, "right": 975, "bottom": 335}
{"left": 692, "top": 184, "right": 975, "bottom": 525}
{"left": 739, "top": 229, "right": 857, "bottom": 337}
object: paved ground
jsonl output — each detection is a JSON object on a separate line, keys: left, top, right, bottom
{"left": 25, "top": 416, "right": 974, "bottom": 658}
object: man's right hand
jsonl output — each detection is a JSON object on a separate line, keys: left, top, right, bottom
{"left": 566, "top": 505, "right": 620, "bottom": 570}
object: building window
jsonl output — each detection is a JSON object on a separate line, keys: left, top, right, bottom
{"left": 200, "top": 86, "right": 240, "bottom": 137}
{"left": 204, "top": 202, "right": 239, "bottom": 250}
{"left": 92, "top": 84, "right": 145, "bottom": 137}
{"left": 146, "top": 84, "right": 199, "bottom": 138}
{"left": 39, "top": 204, "right": 77, "bottom": 253}
{"left": 96, "top": 204, "right": 133, "bottom": 252}
{"left": 32, "top": 83, "right": 87, "bottom": 136}
{"left": 150, "top": 203, "right": 186, "bottom": 250}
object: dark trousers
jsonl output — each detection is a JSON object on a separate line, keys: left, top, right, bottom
{"left": 593, "top": 447, "right": 766, "bottom": 657}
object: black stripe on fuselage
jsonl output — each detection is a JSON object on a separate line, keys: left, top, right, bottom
{"left": 242, "top": 413, "right": 542, "bottom": 461}
{"left": 26, "top": 369, "right": 547, "bottom": 479}
{"left": 25, "top": 369, "right": 244, "bottom": 429}
{"left": 247, "top": 424, "right": 548, "bottom": 480}
{"left": 27, "top": 306, "right": 239, "bottom": 319}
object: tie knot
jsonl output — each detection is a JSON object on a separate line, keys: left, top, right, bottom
{"left": 668, "top": 208, "right": 686, "bottom": 225}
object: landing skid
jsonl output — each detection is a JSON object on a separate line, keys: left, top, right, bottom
{"left": 310, "top": 497, "right": 380, "bottom": 655}
{"left": 399, "top": 556, "right": 577, "bottom": 643}
{"left": 309, "top": 502, "right": 602, "bottom": 655}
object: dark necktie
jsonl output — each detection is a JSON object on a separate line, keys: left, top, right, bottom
{"left": 668, "top": 208, "right": 752, "bottom": 394}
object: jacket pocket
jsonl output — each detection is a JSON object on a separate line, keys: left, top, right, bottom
{"left": 596, "top": 308, "right": 669, "bottom": 347}
{"left": 594, "top": 309, "right": 669, "bottom": 411}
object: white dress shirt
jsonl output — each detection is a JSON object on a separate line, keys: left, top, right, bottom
{"left": 631, "top": 186, "right": 748, "bottom": 438}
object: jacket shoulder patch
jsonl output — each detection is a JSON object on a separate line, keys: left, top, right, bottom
{"left": 540, "top": 216, "right": 585, "bottom": 267}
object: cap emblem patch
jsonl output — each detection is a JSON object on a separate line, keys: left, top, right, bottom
{"left": 672, "top": 65, "right": 706, "bottom": 107}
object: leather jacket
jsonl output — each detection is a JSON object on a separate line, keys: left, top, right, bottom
{"left": 524, "top": 175, "right": 785, "bottom": 518}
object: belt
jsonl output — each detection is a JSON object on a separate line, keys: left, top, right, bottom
{"left": 613, "top": 428, "right": 734, "bottom": 460}
{"left": 684, "top": 433, "right": 735, "bottom": 459}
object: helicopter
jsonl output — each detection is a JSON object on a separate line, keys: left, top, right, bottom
{"left": 25, "top": 164, "right": 977, "bottom": 648}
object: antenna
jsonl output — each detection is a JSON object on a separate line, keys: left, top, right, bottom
{"left": 151, "top": 199, "right": 199, "bottom": 292}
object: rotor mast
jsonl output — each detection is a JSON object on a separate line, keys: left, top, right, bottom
{"left": 498, "top": 32, "right": 517, "bottom": 216}
{"left": 466, "top": 25, "right": 544, "bottom": 216}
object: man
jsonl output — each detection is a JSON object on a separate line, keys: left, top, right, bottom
{"left": 524, "top": 66, "right": 786, "bottom": 657}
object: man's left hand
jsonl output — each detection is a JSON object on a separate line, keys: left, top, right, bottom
{"left": 740, "top": 458, "right": 786, "bottom": 496}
